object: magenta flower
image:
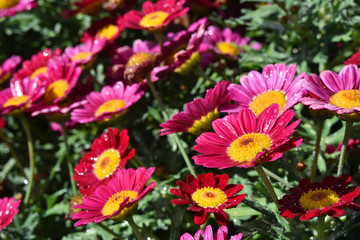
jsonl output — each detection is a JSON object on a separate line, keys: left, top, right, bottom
{"left": 63, "top": 0, "right": 104, "bottom": 18}
{"left": 180, "top": 225, "right": 243, "bottom": 240}
{"left": 81, "top": 17, "right": 124, "bottom": 43}
{"left": 64, "top": 38, "right": 106, "bottom": 66}
{"left": 71, "top": 81, "right": 144, "bottom": 123}
{"left": 0, "top": 197, "right": 21, "bottom": 231}
{"left": 160, "top": 80, "right": 232, "bottom": 136}
{"left": 72, "top": 167, "right": 156, "bottom": 226}
{"left": 0, "top": 55, "right": 22, "bottom": 84}
{"left": 193, "top": 104, "right": 302, "bottom": 169}
{"left": 225, "top": 63, "right": 307, "bottom": 117}
{"left": 0, "top": 0, "right": 37, "bottom": 18}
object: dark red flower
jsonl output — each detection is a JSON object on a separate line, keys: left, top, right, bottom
{"left": 344, "top": 48, "right": 360, "bottom": 66}
{"left": 170, "top": 172, "right": 245, "bottom": 225}
{"left": 278, "top": 175, "right": 360, "bottom": 221}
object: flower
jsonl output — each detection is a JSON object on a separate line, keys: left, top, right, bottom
{"left": 103, "top": 0, "right": 137, "bottom": 13}
{"left": 301, "top": 64, "right": 360, "bottom": 121}
{"left": 180, "top": 225, "right": 243, "bottom": 240}
{"left": 81, "top": 17, "right": 124, "bottom": 43}
{"left": 0, "top": 0, "right": 37, "bottom": 18}
{"left": 193, "top": 104, "right": 302, "bottom": 169}
{"left": 326, "top": 138, "right": 360, "bottom": 154}
{"left": 160, "top": 80, "right": 232, "bottom": 136}
{"left": 224, "top": 63, "right": 306, "bottom": 117}
{"left": 63, "top": 0, "right": 104, "bottom": 18}
{"left": 71, "top": 81, "right": 144, "bottom": 123}
{"left": 124, "top": 0, "right": 189, "bottom": 32}
{"left": 13, "top": 48, "right": 62, "bottom": 81}
{"left": 72, "top": 167, "right": 156, "bottom": 226}
{"left": 0, "top": 197, "right": 21, "bottom": 231}
{"left": 74, "top": 128, "right": 135, "bottom": 197}
{"left": 344, "top": 48, "right": 360, "bottom": 66}
{"left": 171, "top": 172, "right": 245, "bottom": 225}
{"left": 0, "top": 55, "right": 21, "bottom": 84}
{"left": 64, "top": 38, "right": 106, "bottom": 66}
{"left": 278, "top": 175, "right": 360, "bottom": 221}
{"left": 0, "top": 78, "right": 44, "bottom": 115}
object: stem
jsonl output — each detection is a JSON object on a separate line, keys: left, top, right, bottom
{"left": 19, "top": 114, "right": 34, "bottom": 205}
{"left": 98, "top": 222, "right": 124, "bottom": 240}
{"left": 262, "top": 167, "right": 292, "bottom": 188}
{"left": 0, "top": 130, "right": 27, "bottom": 179}
{"left": 311, "top": 119, "right": 324, "bottom": 182}
{"left": 254, "top": 165, "right": 280, "bottom": 208}
{"left": 317, "top": 215, "right": 325, "bottom": 240}
{"left": 60, "top": 123, "right": 77, "bottom": 195}
{"left": 337, "top": 121, "right": 353, "bottom": 176}
{"left": 127, "top": 215, "right": 144, "bottom": 240}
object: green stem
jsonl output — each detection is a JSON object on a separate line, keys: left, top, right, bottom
{"left": 0, "top": 130, "right": 27, "bottom": 179}
{"left": 127, "top": 215, "right": 144, "bottom": 240}
{"left": 60, "top": 123, "right": 77, "bottom": 195}
{"left": 262, "top": 167, "right": 292, "bottom": 188}
{"left": 317, "top": 215, "right": 325, "bottom": 240}
{"left": 337, "top": 121, "right": 353, "bottom": 176}
{"left": 311, "top": 119, "right": 324, "bottom": 182}
{"left": 98, "top": 222, "right": 124, "bottom": 240}
{"left": 19, "top": 114, "right": 34, "bottom": 205}
{"left": 254, "top": 165, "right": 280, "bottom": 208}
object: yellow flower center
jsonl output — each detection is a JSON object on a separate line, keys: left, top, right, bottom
{"left": 0, "top": 0, "right": 19, "bottom": 9}
{"left": 174, "top": 52, "right": 201, "bottom": 75}
{"left": 227, "top": 133, "right": 272, "bottom": 164}
{"left": 139, "top": 11, "right": 169, "bottom": 29}
{"left": 126, "top": 52, "right": 154, "bottom": 67}
{"left": 192, "top": 187, "right": 227, "bottom": 208}
{"left": 299, "top": 188, "right": 339, "bottom": 210}
{"left": 93, "top": 149, "right": 121, "bottom": 179}
{"left": 71, "top": 52, "right": 93, "bottom": 62}
{"left": 188, "top": 109, "right": 219, "bottom": 136}
{"left": 330, "top": 89, "right": 360, "bottom": 109}
{"left": 30, "top": 66, "right": 48, "bottom": 80}
{"left": 3, "top": 95, "right": 29, "bottom": 108}
{"left": 216, "top": 41, "right": 240, "bottom": 56}
{"left": 97, "top": 24, "right": 118, "bottom": 40}
{"left": 44, "top": 80, "right": 69, "bottom": 104}
{"left": 95, "top": 99, "right": 126, "bottom": 117}
{"left": 80, "top": 0, "right": 104, "bottom": 15}
{"left": 249, "top": 90, "right": 287, "bottom": 117}
{"left": 102, "top": 190, "right": 138, "bottom": 216}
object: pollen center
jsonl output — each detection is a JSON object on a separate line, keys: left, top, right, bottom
{"left": 126, "top": 52, "right": 154, "bottom": 67}
{"left": 227, "top": 133, "right": 272, "bottom": 163}
{"left": 139, "top": 11, "right": 169, "bottom": 28}
{"left": 174, "top": 52, "right": 201, "bottom": 75}
{"left": 330, "top": 89, "right": 360, "bottom": 109}
{"left": 94, "top": 149, "right": 121, "bottom": 179}
{"left": 0, "top": 0, "right": 19, "bottom": 9}
{"left": 299, "top": 188, "right": 339, "bottom": 210}
{"left": 3, "top": 95, "right": 29, "bottom": 108}
{"left": 250, "top": 90, "right": 286, "bottom": 116}
{"left": 95, "top": 99, "right": 126, "bottom": 117}
{"left": 44, "top": 80, "right": 69, "bottom": 104}
{"left": 102, "top": 190, "right": 138, "bottom": 216}
{"left": 216, "top": 41, "right": 240, "bottom": 56}
{"left": 30, "top": 66, "right": 48, "bottom": 79}
{"left": 192, "top": 187, "right": 227, "bottom": 208}
{"left": 71, "top": 52, "right": 93, "bottom": 62}
{"left": 97, "top": 24, "right": 118, "bottom": 40}
{"left": 188, "top": 108, "right": 219, "bottom": 136}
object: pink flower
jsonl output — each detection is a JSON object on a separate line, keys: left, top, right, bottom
{"left": 0, "top": 55, "right": 22, "bottom": 84}
{"left": 64, "top": 38, "right": 106, "bottom": 66}
{"left": 0, "top": 0, "right": 37, "bottom": 18}
{"left": 180, "top": 225, "right": 243, "bottom": 240}
{"left": 0, "top": 197, "right": 21, "bottom": 231}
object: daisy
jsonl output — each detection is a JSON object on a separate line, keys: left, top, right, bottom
{"left": 13, "top": 48, "right": 62, "bottom": 81}
{"left": 81, "top": 17, "right": 124, "bottom": 43}
{"left": 193, "top": 104, "right": 302, "bottom": 169}
{"left": 74, "top": 128, "right": 135, "bottom": 197}
{"left": 180, "top": 225, "right": 243, "bottom": 240}
{"left": 0, "top": 55, "right": 22, "bottom": 84}
{"left": 0, "top": 0, "right": 37, "bottom": 18}
{"left": 171, "top": 172, "right": 245, "bottom": 225}
{"left": 0, "top": 78, "right": 44, "bottom": 115}
{"left": 160, "top": 80, "right": 232, "bottom": 136}
{"left": 72, "top": 167, "right": 156, "bottom": 226}
{"left": 71, "top": 81, "right": 144, "bottom": 124}
{"left": 0, "top": 197, "right": 21, "bottom": 231}
{"left": 225, "top": 63, "right": 307, "bottom": 117}
{"left": 63, "top": 0, "right": 104, "bottom": 18}
{"left": 124, "top": 0, "right": 189, "bottom": 33}
{"left": 278, "top": 175, "right": 360, "bottom": 221}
